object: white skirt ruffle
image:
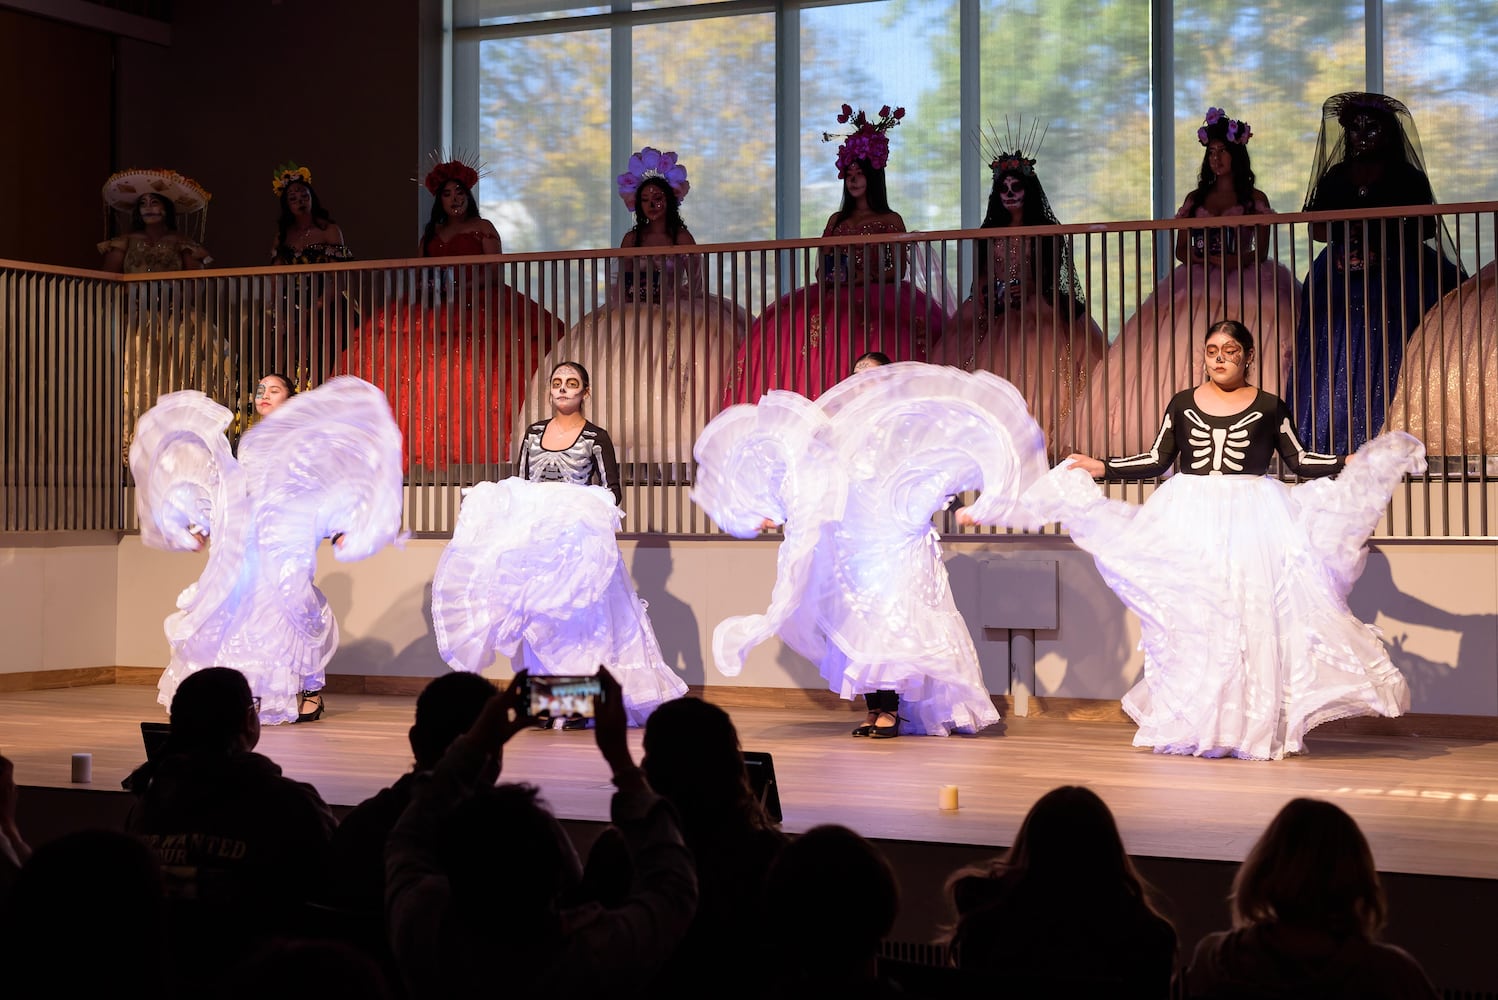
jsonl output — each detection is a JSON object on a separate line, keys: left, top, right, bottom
{"left": 433, "top": 478, "right": 687, "bottom": 725}
{"left": 1021, "top": 432, "right": 1422, "bottom": 759}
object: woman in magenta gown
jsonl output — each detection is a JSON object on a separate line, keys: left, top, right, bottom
{"left": 727, "top": 104, "right": 942, "bottom": 405}
{"left": 337, "top": 154, "right": 563, "bottom": 472}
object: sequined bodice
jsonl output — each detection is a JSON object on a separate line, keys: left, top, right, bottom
{"left": 1180, "top": 199, "right": 1271, "bottom": 258}
{"left": 276, "top": 242, "right": 354, "bottom": 266}
{"left": 824, "top": 217, "right": 905, "bottom": 283}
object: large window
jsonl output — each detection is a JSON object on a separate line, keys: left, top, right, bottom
{"left": 632, "top": 13, "right": 777, "bottom": 244}
{"left": 459, "top": 0, "right": 1498, "bottom": 261}
{"left": 799, "top": 2, "right": 960, "bottom": 236}
{"left": 477, "top": 28, "right": 613, "bottom": 252}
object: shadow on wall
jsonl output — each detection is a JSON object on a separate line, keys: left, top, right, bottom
{"left": 323, "top": 575, "right": 445, "bottom": 679}
{"left": 631, "top": 539, "right": 704, "bottom": 690}
{"left": 1348, "top": 549, "right": 1498, "bottom": 715}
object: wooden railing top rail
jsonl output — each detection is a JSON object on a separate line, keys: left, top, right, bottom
{"left": 5, "top": 198, "right": 1495, "bottom": 281}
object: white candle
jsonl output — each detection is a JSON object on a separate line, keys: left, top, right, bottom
{"left": 71, "top": 753, "right": 93, "bottom": 784}
{"left": 938, "top": 784, "right": 959, "bottom": 811}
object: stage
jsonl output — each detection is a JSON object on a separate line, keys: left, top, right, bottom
{"left": 5, "top": 683, "right": 1498, "bottom": 991}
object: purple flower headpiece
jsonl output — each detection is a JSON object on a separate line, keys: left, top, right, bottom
{"left": 1197, "top": 107, "right": 1252, "bottom": 146}
{"left": 616, "top": 147, "right": 690, "bottom": 211}
{"left": 823, "top": 103, "right": 906, "bottom": 178}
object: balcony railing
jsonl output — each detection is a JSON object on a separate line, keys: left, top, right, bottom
{"left": 3, "top": 201, "right": 1494, "bottom": 536}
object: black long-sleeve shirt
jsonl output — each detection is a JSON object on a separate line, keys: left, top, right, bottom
{"left": 1104, "top": 389, "right": 1344, "bottom": 480}
{"left": 516, "top": 418, "right": 624, "bottom": 505}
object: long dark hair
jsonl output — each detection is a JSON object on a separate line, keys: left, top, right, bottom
{"left": 976, "top": 167, "right": 1083, "bottom": 317}
{"left": 1189, "top": 121, "right": 1258, "bottom": 212}
{"left": 1231, "top": 798, "right": 1387, "bottom": 939}
{"left": 946, "top": 786, "right": 1167, "bottom": 917}
{"left": 130, "top": 193, "right": 178, "bottom": 233}
{"left": 833, "top": 158, "right": 892, "bottom": 226}
{"left": 629, "top": 176, "right": 688, "bottom": 244}
{"left": 421, "top": 178, "right": 483, "bottom": 256}
{"left": 980, "top": 169, "right": 1051, "bottom": 229}
{"left": 277, "top": 180, "right": 337, "bottom": 244}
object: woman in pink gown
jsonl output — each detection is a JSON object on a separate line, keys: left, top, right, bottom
{"left": 337, "top": 154, "right": 563, "bottom": 472}
{"left": 936, "top": 137, "right": 1105, "bottom": 455}
{"left": 727, "top": 104, "right": 941, "bottom": 404}
{"left": 1089, "top": 108, "right": 1297, "bottom": 456}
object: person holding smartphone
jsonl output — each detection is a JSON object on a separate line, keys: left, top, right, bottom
{"left": 386, "top": 669, "right": 698, "bottom": 995}
{"left": 433, "top": 361, "right": 687, "bottom": 726}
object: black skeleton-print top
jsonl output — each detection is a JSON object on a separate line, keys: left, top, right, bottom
{"left": 515, "top": 418, "right": 623, "bottom": 505}
{"left": 1104, "top": 389, "right": 1345, "bottom": 480}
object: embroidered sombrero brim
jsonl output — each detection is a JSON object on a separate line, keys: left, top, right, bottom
{"left": 101, "top": 169, "right": 211, "bottom": 213}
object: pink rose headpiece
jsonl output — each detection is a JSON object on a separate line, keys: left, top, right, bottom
{"left": 1197, "top": 107, "right": 1252, "bottom": 146}
{"left": 421, "top": 149, "right": 487, "bottom": 196}
{"left": 823, "top": 103, "right": 905, "bottom": 178}
{"left": 616, "top": 147, "right": 690, "bottom": 211}
{"left": 979, "top": 116, "right": 1048, "bottom": 178}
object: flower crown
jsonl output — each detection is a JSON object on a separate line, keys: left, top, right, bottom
{"left": 1197, "top": 107, "right": 1252, "bottom": 146}
{"left": 423, "top": 150, "right": 485, "bottom": 196}
{"left": 823, "top": 103, "right": 905, "bottom": 178}
{"left": 978, "top": 117, "right": 1047, "bottom": 178}
{"left": 271, "top": 162, "right": 312, "bottom": 197}
{"left": 616, "top": 147, "right": 690, "bottom": 211}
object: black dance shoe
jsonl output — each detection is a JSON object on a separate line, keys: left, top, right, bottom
{"left": 296, "top": 690, "right": 325, "bottom": 723}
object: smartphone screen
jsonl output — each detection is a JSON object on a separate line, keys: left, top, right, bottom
{"left": 527, "top": 674, "right": 604, "bottom": 719}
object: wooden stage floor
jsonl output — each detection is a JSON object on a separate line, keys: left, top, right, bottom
{"left": 4, "top": 683, "right": 1497, "bottom": 882}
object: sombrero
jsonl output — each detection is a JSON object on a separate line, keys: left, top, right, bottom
{"left": 101, "top": 169, "right": 211, "bottom": 213}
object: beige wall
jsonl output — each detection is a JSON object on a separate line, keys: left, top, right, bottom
{"left": 96, "top": 533, "right": 1498, "bottom": 717}
{"left": 0, "top": 534, "right": 118, "bottom": 673}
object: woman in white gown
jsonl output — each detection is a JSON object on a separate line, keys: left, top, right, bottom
{"left": 434, "top": 361, "right": 688, "bottom": 726}
{"left": 129, "top": 376, "right": 406, "bottom": 724}
{"left": 1089, "top": 108, "right": 1296, "bottom": 456}
{"left": 526, "top": 148, "right": 742, "bottom": 470}
{"left": 1027, "top": 319, "right": 1418, "bottom": 759}
{"left": 693, "top": 362, "right": 1047, "bottom": 736}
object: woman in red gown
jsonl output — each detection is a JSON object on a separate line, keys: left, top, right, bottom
{"left": 337, "top": 154, "right": 563, "bottom": 473}
{"left": 727, "top": 104, "right": 943, "bottom": 405}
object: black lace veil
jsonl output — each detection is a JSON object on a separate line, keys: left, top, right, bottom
{"left": 1302, "top": 91, "right": 1459, "bottom": 263}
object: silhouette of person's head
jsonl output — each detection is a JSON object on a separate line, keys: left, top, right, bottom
{"left": 1000, "top": 784, "right": 1145, "bottom": 888}
{"left": 642, "top": 697, "right": 770, "bottom": 833}
{"left": 3, "top": 830, "right": 167, "bottom": 991}
{"left": 410, "top": 673, "right": 498, "bottom": 770}
{"left": 765, "top": 824, "right": 897, "bottom": 979}
{"left": 169, "top": 667, "right": 259, "bottom": 755}
{"left": 438, "top": 783, "right": 583, "bottom": 938}
{"left": 1231, "top": 797, "right": 1388, "bottom": 939}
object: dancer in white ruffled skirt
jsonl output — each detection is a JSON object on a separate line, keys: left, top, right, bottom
{"left": 1025, "top": 319, "right": 1419, "bottom": 759}
{"left": 130, "top": 376, "right": 406, "bottom": 724}
{"left": 694, "top": 362, "right": 1047, "bottom": 736}
{"left": 432, "top": 361, "right": 687, "bottom": 726}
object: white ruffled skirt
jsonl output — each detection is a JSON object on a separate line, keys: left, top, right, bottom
{"left": 433, "top": 478, "right": 687, "bottom": 725}
{"left": 1021, "top": 433, "right": 1422, "bottom": 759}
